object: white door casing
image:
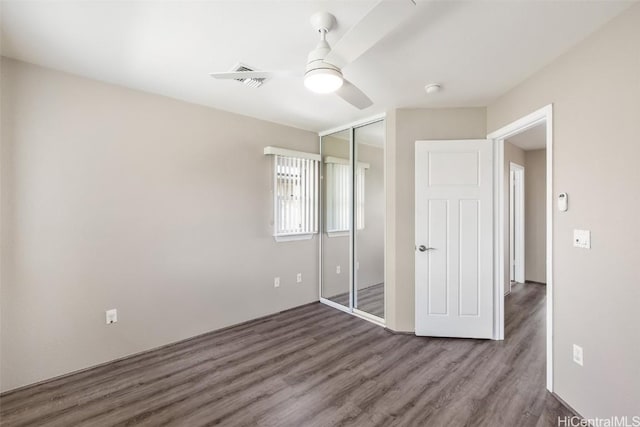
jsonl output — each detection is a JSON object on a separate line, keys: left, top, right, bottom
{"left": 487, "top": 103, "right": 553, "bottom": 391}
{"left": 415, "top": 140, "right": 494, "bottom": 339}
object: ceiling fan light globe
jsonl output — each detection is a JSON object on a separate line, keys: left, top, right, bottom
{"left": 304, "top": 68, "right": 344, "bottom": 94}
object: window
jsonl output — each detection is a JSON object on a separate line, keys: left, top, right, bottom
{"left": 325, "top": 157, "right": 368, "bottom": 235}
{"left": 264, "top": 147, "right": 319, "bottom": 241}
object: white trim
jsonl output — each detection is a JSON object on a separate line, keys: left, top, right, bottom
{"left": 353, "top": 308, "right": 385, "bottom": 327}
{"left": 326, "top": 231, "right": 349, "bottom": 238}
{"left": 487, "top": 104, "right": 553, "bottom": 392}
{"left": 349, "top": 126, "right": 355, "bottom": 310}
{"left": 263, "top": 146, "right": 321, "bottom": 161}
{"left": 324, "top": 156, "right": 370, "bottom": 169}
{"left": 318, "top": 298, "right": 387, "bottom": 328}
{"left": 493, "top": 137, "right": 505, "bottom": 341}
{"left": 324, "top": 156, "right": 350, "bottom": 165}
{"left": 319, "top": 297, "right": 351, "bottom": 313}
{"left": 318, "top": 113, "right": 387, "bottom": 137}
{"left": 546, "top": 108, "right": 554, "bottom": 392}
{"left": 510, "top": 162, "right": 525, "bottom": 285}
{"left": 274, "top": 233, "right": 314, "bottom": 242}
{"left": 318, "top": 135, "right": 324, "bottom": 310}
{"left": 486, "top": 107, "right": 548, "bottom": 141}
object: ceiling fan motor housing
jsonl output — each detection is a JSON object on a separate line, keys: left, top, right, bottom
{"left": 306, "top": 41, "right": 340, "bottom": 75}
{"left": 306, "top": 12, "right": 341, "bottom": 76}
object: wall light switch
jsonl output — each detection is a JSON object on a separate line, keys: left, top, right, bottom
{"left": 573, "top": 344, "right": 584, "bottom": 366}
{"left": 573, "top": 229, "right": 591, "bottom": 249}
{"left": 274, "top": 277, "right": 280, "bottom": 288}
{"left": 106, "top": 309, "right": 117, "bottom": 325}
{"left": 296, "top": 273, "right": 302, "bottom": 283}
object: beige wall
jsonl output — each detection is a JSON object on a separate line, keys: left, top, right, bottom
{"left": 524, "top": 149, "right": 546, "bottom": 283}
{"left": 487, "top": 3, "right": 640, "bottom": 418}
{"left": 0, "top": 58, "right": 320, "bottom": 392}
{"left": 504, "top": 141, "right": 525, "bottom": 289}
{"left": 385, "top": 108, "right": 487, "bottom": 332}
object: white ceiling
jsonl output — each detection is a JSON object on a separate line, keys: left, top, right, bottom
{"left": 507, "top": 122, "right": 546, "bottom": 151}
{"left": 0, "top": 1, "right": 634, "bottom": 132}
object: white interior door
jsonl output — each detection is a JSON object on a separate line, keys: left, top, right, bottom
{"left": 510, "top": 170, "right": 515, "bottom": 284}
{"left": 510, "top": 163, "right": 525, "bottom": 284}
{"left": 415, "top": 140, "right": 494, "bottom": 338}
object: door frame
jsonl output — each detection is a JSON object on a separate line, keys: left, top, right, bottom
{"left": 487, "top": 104, "right": 554, "bottom": 392}
{"left": 509, "top": 162, "right": 525, "bottom": 286}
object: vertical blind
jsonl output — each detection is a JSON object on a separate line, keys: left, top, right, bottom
{"left": 274, "top": 155, "right": 319, "bottom": 237}
{"left": 355, "top": 166, "right": 365, "bottom": 230}
{"left": 326, "top": 163, "right": 366, "bottom": 233}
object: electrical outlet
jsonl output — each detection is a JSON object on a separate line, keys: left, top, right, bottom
{"left": 296, "top": 273, "right": 302, "bottom": 283}
{"left": 274, "top": 277, "right": 280, "bottom": 288}
{"left": 573, "top": 344, "right": 583, "bottom": 366}
{"left": 336, "top": 265, "right": 341, "bottom": 274}
{"left": 106, "top": 309, "right": 117, "bottom": 325}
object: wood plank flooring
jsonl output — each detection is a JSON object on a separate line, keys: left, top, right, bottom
{"left": 329, "top": 283, "right": 384, "bottom": 318}
{"left": 0, "top": 282, "right": 572, "bottom": 426}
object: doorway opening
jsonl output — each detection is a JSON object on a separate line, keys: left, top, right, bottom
{"left": 488, "top": 104, "right": 553, "bottom": 391}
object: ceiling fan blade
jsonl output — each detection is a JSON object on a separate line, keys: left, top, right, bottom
{"left": 325, "top": 0, "right": 416, "bottom": 69}
{"left": 336, "top": 80, "right": 373, "bottom": 110}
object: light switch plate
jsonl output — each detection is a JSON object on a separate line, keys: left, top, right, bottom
{"left": 573, "top": 229, "right": 591, "bottom": 249}
{"left": 573, "top": 344, "right": 584, "bottom": 366}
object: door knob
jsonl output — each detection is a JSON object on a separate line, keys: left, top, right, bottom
{"left": 417, "top": 245, "right": 434, "bottom": 252}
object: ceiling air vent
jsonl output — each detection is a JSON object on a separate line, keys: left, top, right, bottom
{"left": 231, "top": 63, "right": 267, "bottom": 88}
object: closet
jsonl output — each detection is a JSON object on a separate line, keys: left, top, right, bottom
{"left": 319, "top": 118, "right": 385, "bottom": 324}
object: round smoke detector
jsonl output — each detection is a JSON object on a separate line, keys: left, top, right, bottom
{"left": 425, "top": 83, "right": 442, "bottom": 94}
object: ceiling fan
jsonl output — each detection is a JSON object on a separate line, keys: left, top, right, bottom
{"left": 209, "top": 0, "right": 416, "bottom": 110}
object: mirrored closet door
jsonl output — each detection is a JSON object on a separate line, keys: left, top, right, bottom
{"left": 354, "top": 120, "right": 385, "bottom": 319}
{"left": 320, "top": 128, "right": 351, "bottom": 309}
{"left": 320, "top": 119, "right": 385, "bottom": 323}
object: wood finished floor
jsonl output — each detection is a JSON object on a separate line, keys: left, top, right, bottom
{"left": 329, "top": 283, "right": 384, "bottom": 318}
{"left": 0, "top": 282, "right": 571, "bottom": 427}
